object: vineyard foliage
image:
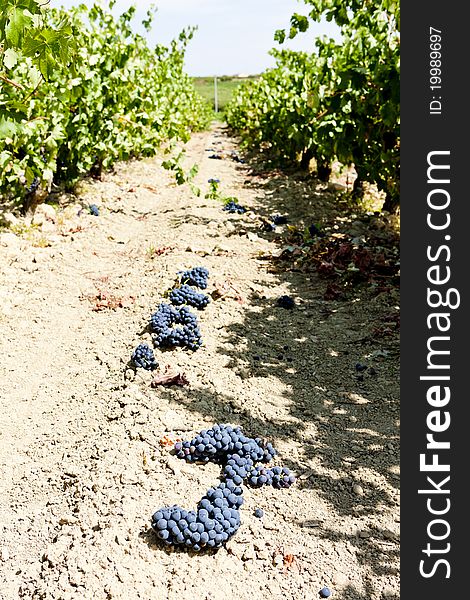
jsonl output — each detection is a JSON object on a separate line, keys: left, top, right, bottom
{"left": 1, "top": 0, "right": 74, "bottom": 81}
{"left": 0, "top": 2, "right": 211, "bottom": 208}
{"left": 226, "top": 0, "right": 400, "bottom": 211}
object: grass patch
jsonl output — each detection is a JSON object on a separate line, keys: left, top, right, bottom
{"left": 193, "top": 75, "right": 258, "bottom": 115}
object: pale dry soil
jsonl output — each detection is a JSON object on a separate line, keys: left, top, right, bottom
{"left": 0, "top": 125, "right": 399, "bottom": 600}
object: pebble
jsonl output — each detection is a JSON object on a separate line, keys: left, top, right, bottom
{"left": 213, "top": 244, "right": 231, "bottom": 254}
{"left": 237, "top": 368, "right": 251, "bottom": 380}
{"left": 352, "top": 484, "right": 364, "bottom": 496}
{"left": 328, "top": 182, "right": 347, "bottom": 191}
{"left": 124, "top": 369, "right": 135, "bottom": 381}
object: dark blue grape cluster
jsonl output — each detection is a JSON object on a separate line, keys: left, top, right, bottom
{"left": 223, "top": 200, "right": 247, "bottom": 214}
{"left": 152, "top": 424, "right": 295, "bottom": 552}
{"left": 230, "top": 151, "right": 246, "bottom": 164}
{"left": 277, "top": 295, "right": 296, "bottom": 309}
{"left": 174, "top": 424, "right": 276, "bottom": 465}
{"left": 309, "top": 223, "right": 325, "bottom": 238}
{"left": 131, "top": 343, "right": 159, "bottom": 370}
{"left": 246, "top": 465, "right": 296, "bottom": 489}
{"left": 179, "top": 266, "right": 209, "bottom": 290}
{"left": 169, "top": 284, "right": 210, "bottom": 310}
{"left": 174, "top": 425, "right": 294, "bottom": 492}
{"left": 150, "top": 303, "right": 202, "bottom": 351}
{"left": 262, "top": 214, "right": 287, "bottom": 232}
{"left": 151, "top": 481, "right": 243, "bottom": 551}
{"left": 26, "top": 177, "right": 40, "bottom": 194}
{"left": 89, "top": 204, "right": 99, "bottom": 216}
{"left": 272, "top": 214, "right": 288, "bottom": 225}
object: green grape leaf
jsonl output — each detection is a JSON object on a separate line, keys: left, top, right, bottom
{"left": 5, "top": 7, "right": 33, "bottom": 47}
{"left": 274, "top": 29, "right": 286, "bottom": 44}
{"left": 3, "top": 47, "right": 19, "bottom": 69}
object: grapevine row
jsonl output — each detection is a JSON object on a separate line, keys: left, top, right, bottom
{"left": 0, "top": 3, "right": 211, "bottom": 210}
{"left": 226, "top": 1, "right": 400, "bottom": 212}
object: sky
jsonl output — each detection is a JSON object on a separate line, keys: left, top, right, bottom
{"left": 53, "top": 0, "right": 341, "bottom": 76}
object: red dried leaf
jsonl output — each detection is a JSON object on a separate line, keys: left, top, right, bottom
{"left": 85, "top": 289, "right": 135, "bottom": 311}
{"left": 150, "top": 246, "right": 172, "bottom": 257}
{"left": 158, "top": 435, "right": 182, "bottom": 447}
{"left": 317, "top": 261, "right": 336, "bottom": 277}
{"left": 151, "top": 372, "right": 190, "bottom": 387}
{"left": 159, "top": 246, "right": 172, "bottom": 255}
{"left": 324, "top": 283, "right": 342, "bottom": 301}
{"left": 335, "top": 242, "right": 353, "bottom": 260}
{"left": 353, "top": 247, "right": 372, "bottom": 272}
{"left": 211, "top": 281, "right": 244, "bottom": 303}
{"left": 283, "top": 554, "right": 296, "bottom": 567}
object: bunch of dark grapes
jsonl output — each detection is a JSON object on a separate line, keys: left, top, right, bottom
{"left": 277, "top": 295, "right": 296, "bottom": 309}
{"left": 150, "top": 303, "right": 202, "bottom": 351}
{"left": 272, "top": 214, "right": 288, "bottom": 225}
{"left": 179, "top": 266, "right": 209, "bottom": 290}
{"left": 308, "top": 223, "right": 324, "bottom": 238}
{"left": 174, "top": 424, "right": 276, "bottom": 465}
{"left": 230, "top": 152, "right": 246, "bottom": 164}
{"left": 152, "top": 424, "right": 295, "bottom": 552}
{"left": 169, "top": 284, "right": 210, "bottom": 310}
{"left": 26, "top": 177, "right": 40, "bottom": 194}
{"left": 151, "top": 481, "right": 243, "bottom": 551}
{"left": 246, "top": 465, "right": 296, "bottom": 489}
{"left": 174, "top": 424, "right": 294, "bottom": 491}
{"left": 223, "top": 200, "right": 246, "bottom": 214}
{"left": 131, "top": 343, "right": 158, "bottom": 370}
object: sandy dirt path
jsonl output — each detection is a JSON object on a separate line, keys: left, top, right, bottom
{"left": 0, "top": 125, "right": 399, "bottom": 600}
